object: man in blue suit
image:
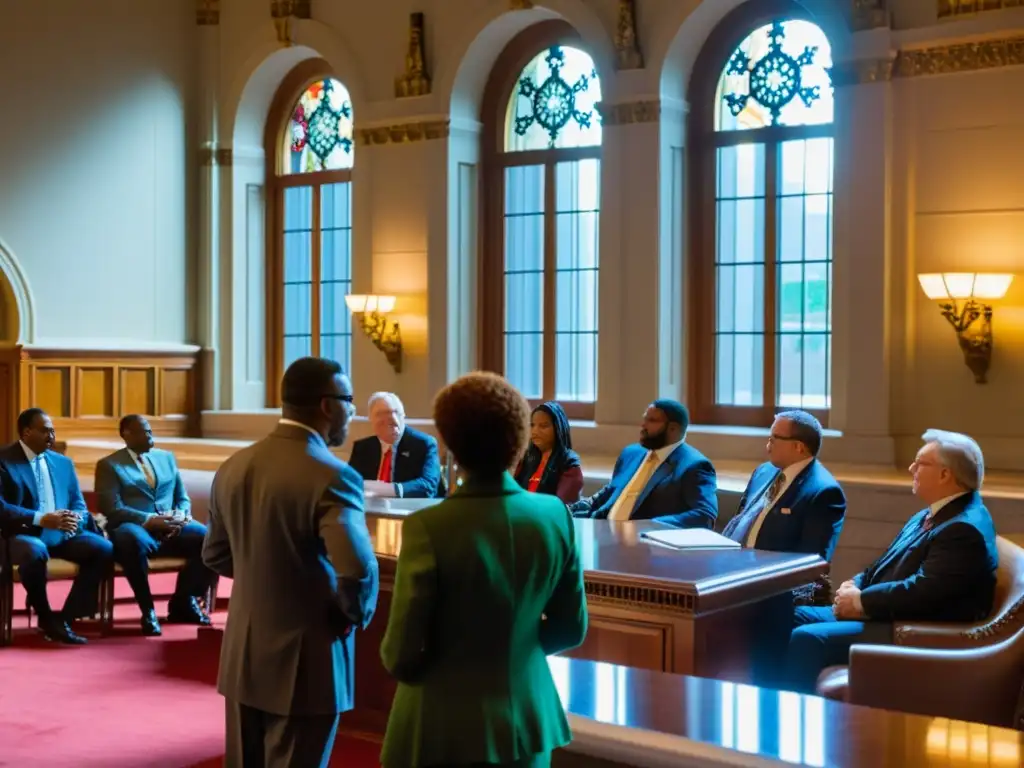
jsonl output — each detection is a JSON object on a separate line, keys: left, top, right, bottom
{"left": 783, "top": 429, "right": 999, "bottom": 693}
{"left": 348, "top": 392, "right": 442, "bottom": 499}
{"left": 0, "top": 408, "right": 113, "bottom": 644}
{"left": 724, "top": 410, "right": 846, "bottom": 561}
{"left": 570, "top": 399, "right": 718, "bottom": 529}
{"left": 95, "top": 414, "right": 214, "bottom": 636}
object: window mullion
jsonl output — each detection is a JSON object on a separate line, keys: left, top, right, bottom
{"left": 543, "top": 161, "right": 557, "bottom": 400}
{"left": 311, "top": 183, "right": 322, "bottom": 356}
{"left": 764, "top": 142, "right": 778, "bottom": 414}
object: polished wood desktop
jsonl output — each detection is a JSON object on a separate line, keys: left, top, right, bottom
{"left": 345, "top": 513, "right": 826, "bottom": 734}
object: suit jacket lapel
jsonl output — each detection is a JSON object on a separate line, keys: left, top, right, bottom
{"left": 869, "top": 511, "right": 927, "bottom": 582}
{"left": 771, "top": 461, "right": 813, "bottom": 513}
{"left": 122, "top": 449, "right": 155, "bottom": 498}
{"left": 13, "top": 456, "right": 39, "bottom": 509}
{"left": 607, "top": 450, "right": 645, "bottom": 508}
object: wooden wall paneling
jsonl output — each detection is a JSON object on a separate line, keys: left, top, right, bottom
{"left": 76, "top": 367, "right": 114, "bottom": 418}
{"left": 119, "top": 367, "right": 156, "bottom": 416}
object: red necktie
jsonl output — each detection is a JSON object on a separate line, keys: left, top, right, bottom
{"left": 378, "top": 448, "right": 392, "bottom": 483}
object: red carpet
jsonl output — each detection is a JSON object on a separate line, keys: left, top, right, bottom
{"left": 0, "top": 574, "right": 382, "bottom": 767}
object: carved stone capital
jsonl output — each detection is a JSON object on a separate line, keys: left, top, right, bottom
{"left": 215, "top": 148, "right": 233, "bottom": 166}
{"left": 615, "top": 0, "right": 644, "bottom": 70}
{"left": 395, "top": 12, "right": 431, "bottom": 98}
{"left": 595, "top": 100, "right": 660, "bottom": 126}
{"left": 831, "top": 57, "right": 895, "bottom": 86}
{"left": 357, "top": 121, "right": 450, "bottom": 146}
{"left": 894, "top": 36, "right": 1024, "bottom": 77}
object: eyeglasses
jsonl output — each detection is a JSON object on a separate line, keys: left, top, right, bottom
{"left": 768, "top": 434, "right": 799, "bottom": 442}
{"left": 322, "top": 394, "right": 355, "bottom": 408}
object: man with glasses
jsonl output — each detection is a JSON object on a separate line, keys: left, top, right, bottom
{"left": 782, "top": 428, "right": 998, "bottom": 693}
{"left": 203, "top": 357, "right": 379, "bottom": 767}
{"left": 723, "top": 409, "right": 846, "bottom": 561}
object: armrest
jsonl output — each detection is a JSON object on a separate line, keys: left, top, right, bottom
{"left": 893, "top": 621, "right": 989, "bottom": 649}
{"left": 849, "top": 629, "right": 1024, "bottom": 728}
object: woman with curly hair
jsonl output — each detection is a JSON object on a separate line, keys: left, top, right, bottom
{"left": 513, "top": 402, "right": 584, "bottom": 505}
{"left": 380, "top": 372, "right": 588, "bottom": 768}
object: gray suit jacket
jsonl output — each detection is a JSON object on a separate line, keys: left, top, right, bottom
{"left": 202, "top": 422, "right": 379, "bottom": 716}
{"left": 94, "top": 447, "right": 191, "bottom": 529}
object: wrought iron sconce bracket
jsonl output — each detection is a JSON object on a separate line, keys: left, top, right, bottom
{"left": 936, "top": 298, "right": 993, "bottom": 384}
{"left": 356, "top": 310, "right": 403, "bottom": 373}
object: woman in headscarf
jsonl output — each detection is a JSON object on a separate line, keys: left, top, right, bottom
{"left": 513, "top": 402, "right": 584, "bottom": 505}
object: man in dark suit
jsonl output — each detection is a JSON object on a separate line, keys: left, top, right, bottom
{"left": 570, "top": 399, "right": 718, "bottom": 529}
{"left": 784, "top": 429, "right": 999, "bottom": 693}
{"left": 94, "top": 414, "right": 214, "bottom": 636}
{"left": 724, "top": 410, "right": 846, "bottom": 560}
{"left": 348, "top": 391, "right": 441, "bottom": 499}
{"left": 204, "top": 357, "right": 379, "bottom": 767}
{"left": 0, "top": 408, "right": 113, "bottom": 644}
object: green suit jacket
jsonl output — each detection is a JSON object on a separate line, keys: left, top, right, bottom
{"left": 380, "top": 472, "right": 588, "bottom": 767}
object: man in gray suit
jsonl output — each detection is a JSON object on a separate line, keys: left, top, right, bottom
{"left": 95, "top": 414, "right": 214, "bottom": 635}
{"left": 203, "top": 357, "right": 379, "bottom": 768}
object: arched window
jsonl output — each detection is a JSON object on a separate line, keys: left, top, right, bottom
{"left": 482, "top": 23, "right": 602, "bottom": 420}
{"left": 266, "top": 63, "right": 355, "bottom": 400}
{"left": 689, "top": 8, "right": 834, "bottom": 427}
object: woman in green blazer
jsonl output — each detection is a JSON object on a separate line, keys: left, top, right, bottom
{"left": 380, "top": 372, "right": 588, "bottom": 767}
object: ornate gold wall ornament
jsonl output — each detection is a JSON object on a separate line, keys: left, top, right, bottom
{"left": 356, "top": 121, "right": 450, "bottom": 146}
{"left": 270, "top": 0, "right": 311, "bottom": 46}
{"left": 199, "top": 147, "right": 233, "bottom": 166}
{"left": 510, "top": 0, "right": 535, "bottom": 9}
{"left": 215, "top": 148, "right": 233, "bottom": 166}
{"left": 395, "top": 13, "right": 431, "bottom": 98}
{"left": 938, "top": 0, "right": 1023, "bottom": 18}
{"left": 615, "top": 0, "right": 644, "bottom": 70}
{"left": 894, "top": 35, "right": 1024, "bottom": 77}
{"left": 197, "top": 0, "right": 219, "bottom": 25}
{"left": 595, "top": 100, "right": 660, "bottom": 125}
{"left": 831, "top": 57, "right": 895, "bottom": 86}
{"left": 851, "top": 0, "right": 889, "bottom": 31}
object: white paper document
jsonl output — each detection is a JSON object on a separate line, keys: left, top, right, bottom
{"left": 640, "top": 528, "right": 741, "bottom": 550}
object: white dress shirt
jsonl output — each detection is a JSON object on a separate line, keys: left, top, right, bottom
{"left": 928, "top": 491, "right": 969, "bottom": 518}
{"left": 745, "top": 457, "right": 814, "bottom": 547}
{"left": 366, "top": 436, "right": 403, "bottom": 499}
{"left": 607, "top": 440, "right": 684, "bottom": 522}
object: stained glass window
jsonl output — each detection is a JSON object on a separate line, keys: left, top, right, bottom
{"left": 285, "top": 77, "right": 354, "bottom": 173}
{"left": 488, "top": 43, "right": 603, "bottom": 418}
{"left": 715, "top": 20, "right": 833, "bottom": 132}
{"left": 698, "top": 17, "right": 835, "bottom": 423}
{"left": 505, "top": 46, "right": 602, "bottom": 152}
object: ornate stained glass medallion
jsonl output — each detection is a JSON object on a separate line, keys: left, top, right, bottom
{"left": 505, "top": 46, "right": 602, "bottom": 151}
{"left": 286, "top": 77, "right": 354, "bottom": 173}
{"left": 715, "top": 20, "right": 833, "bottom": 131}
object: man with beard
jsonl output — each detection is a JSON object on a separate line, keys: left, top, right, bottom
{"left": 570, "top": 399, "right": 717, "bottom": 529}
{"left": 203, "top": 357, "right": 379, "bottom": 767}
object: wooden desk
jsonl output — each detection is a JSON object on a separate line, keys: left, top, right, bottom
{"left": 548, "top": 657, "right": 1024, "bottom": 767}
{"left": 345, "top": 515, "right": 826, "bottom": 734}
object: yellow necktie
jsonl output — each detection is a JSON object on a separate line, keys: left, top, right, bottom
{"left": 608, "top": 452, "right": 660, "bottom": 521}
{"left": 139, "top": 455, "right": 156, "bottom": 488}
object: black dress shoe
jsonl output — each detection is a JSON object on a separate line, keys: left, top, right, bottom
{"left": 166, "top": 597, "right": 212, "bottom": 626}
{"left": 39, "top": 618, "right": 88, "bottom": 645}
{"left": 141, "top": 609, "right": 162, "bottom": 637}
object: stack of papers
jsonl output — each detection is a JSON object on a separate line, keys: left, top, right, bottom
{"left": 640, "top": 528, "right": 741, "bottom": 550}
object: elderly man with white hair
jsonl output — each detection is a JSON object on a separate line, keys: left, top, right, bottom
{"left": 782, "top": 428, "right": 999, "bottom": 693}
{"left": 348, "top": 392, "right": 442, "bottom": 499}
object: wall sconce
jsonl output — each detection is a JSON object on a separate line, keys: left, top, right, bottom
{"left": 345, "top": 294, "right": 403, "bottom": 373}
{"left": 917, "top": 272, "right": 1014, "bottom": 384}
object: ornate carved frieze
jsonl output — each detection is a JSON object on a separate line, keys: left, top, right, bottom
{"left": 197, "top": 0, "right": 219, "bottom": 25}
{"left": 595, "top": 100, "right": 660, "bottom": 126}
{"left": 395, "top": 13, "right": 431, "bottom": 98}
{"left": 894, "top": 35, "right": 1024, "bottom": 77}
{"left": 357, "top": 121, "right": 450, "bottom": 146}
{"left": 938, "top": 0, "right": 1023, "bottom": 18}
{"left": 851, "top": 0, "right": 889, "bottom": 31}
{"left": 615, "top": 0, "right": 643, "bottom": 70}
{"left": 831, "top": 57, "right": 895, "bottom": 86}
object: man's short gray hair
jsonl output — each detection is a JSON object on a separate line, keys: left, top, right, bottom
{"left": 922, "top": 429, "right": 984, "bottom": 491}
{"left": 367, "top": 391, "right": 405, "bottom": 417}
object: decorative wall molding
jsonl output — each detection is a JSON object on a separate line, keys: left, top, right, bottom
{"left": 894, "top": 35, "right": 1024, "bottom": 77}
{"left": 615, "top": 0, "right": 644, "bottom": 70}
{"left": 196, "top": 0, "right": 219, "bottom": 25}
{"left": 938, "top": 0, "right": 1023, "bottom": 18}
{"left": 357, "top": 120, "right": 450, "bottom": 146}
{"left": 270, "top": 0, "right": 311, "bottom": 46}
{"left": 395, "top": 12, "right": 431, "bottom": 98}
{"left": 832, "top": 57, "right": 896, "bottom": 86}
{"left": 510, "top": 0, "right": 534, "bottom": 9}
{"left": 851, "top": 0, "right": 889, "bottom": 31}
{"left": 596, "top": 100, "right": 660, "bottom": 126}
